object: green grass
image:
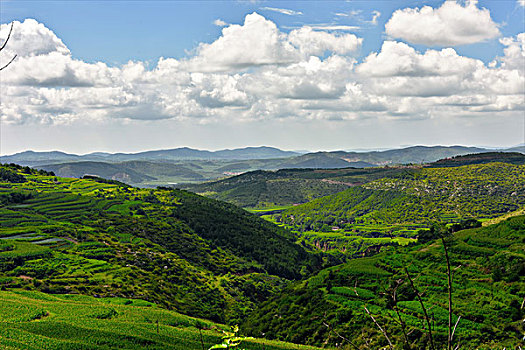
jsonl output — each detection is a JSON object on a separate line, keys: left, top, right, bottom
{"left": 0, "top": 290, "right": 322, "bottom": 350}
{"left": 0, "top": 163, "right": 321, "bottom": 325}
{"left": 243, "top": 216, "right": 525, "bottom": 349}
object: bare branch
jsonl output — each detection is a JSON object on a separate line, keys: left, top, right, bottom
{"left": 363, "top": 305, "right": 394, "bottom": 350}
{"left": 391, "top": 278, "right": 411, "bottom": 348}
{"left": 404, "top": 266, "right": 435, "bottom": 350}
{"left": 0, "top": 22, "right": 17, "bottom": 71}
{"left": 442, "top": 237, "right": 453, "bottom": 350}
{"left": 0, "top": 54, "right": 16, "bottom": 71}
{"left": 322, "top": 321, "right": 360, "bottom": 350}
{"left": 451, "top": 315, "right": 461, "bottom": 344}
{"left": 0, "top": 22, "right": 14, "bottom": 52}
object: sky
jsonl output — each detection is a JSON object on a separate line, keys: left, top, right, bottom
{"left": 0, "top": 0, "right": 524, "bottom": 155}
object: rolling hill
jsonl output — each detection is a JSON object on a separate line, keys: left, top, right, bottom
{"left": 0, "top": 163, "right": 323, "bottom": 325}
{"left": 3, "top": 146, "right": 523, "bottom": 188}
{"left": 1, "top": 160, "right": 524, "bottom": 349}
{"left": 280, "top": 162, "right": 525, "bottom": 228}
{"left": 183, "top": 167, "right": 411, "bottom": 209}
{"left": 243, "top": 216, "right": 525, "bottom": 349}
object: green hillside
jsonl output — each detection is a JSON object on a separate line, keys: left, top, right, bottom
{"left": 256, "top": 162, "right": 524, "bottom": 259}
{"left": 243, "top": 216, "right": 525, "bottom": 349}
{"left": 183, "top": 167, "right": 410, "bottom": 209}
{"left": 0, "top": 290, "right": 322, "bottom": 350}
{"left": 0, "top": 163, "right": 321, "bottom": 325}
{"left": 282, "top": 163, "right": 524, "bottom": 226}
{"left": 428, "top": 152, "right": 525, "bottom": 167}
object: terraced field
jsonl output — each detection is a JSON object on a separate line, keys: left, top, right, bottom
{"left": 0, "top": 290, "right": 322, "bottom": 350}
{"left": 0, "top": 164, "right": 321, "bottom": 327}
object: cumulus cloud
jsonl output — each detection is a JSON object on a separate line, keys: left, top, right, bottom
{"left": 0, "top": 15, "right": 523, "bottom": 127}
{"left": 355, "top": 37, "right": 524, "bottom": 115}
{"left": 288, "top": 26, "right": 362, "bottom": 56}
{"left": 213, "top": 19, "right": 228, "bottom": 27}
{"left": 496, "top": 33, "right": 525, "bottom": 70}
{"left": 357, "top": 41, "right": 483, "bottom": 77}
{"left": 0, "top": 19, "right": 69, "bottom": 57}
{"left": 385, "top": 0, "right": 500, "bottom": 46}
{"left": 185, "top": 13, "right": 298, "bottom": 71}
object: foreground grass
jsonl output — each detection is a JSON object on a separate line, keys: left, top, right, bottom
{"left": 0, "top": 290, "right": 323, "bottom": 350}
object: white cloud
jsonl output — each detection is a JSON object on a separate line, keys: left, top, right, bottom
{"left": 519, "top": 0, "right": 525, "bottom": 7}
{"left": 0, "top": 15, "right": 523, "bottom": 130}
{"left": 0, "top": 19, "right": 70, "bottom": 57}
{"left": 496, "top": 33, "right": 525, "bottom": 70}
{"left": 357, "top": 41, "right": 482, "bottom": 77}
{"left": 370, "top": 11, "right": 381, "bottom": 25}
{"left": 355, "top": 38, "right": 524, "bottom": 112}
{"left": 259, "top": 7, "right": 303, "bottom": 16}
{"left": 213, "top": 19, "right": 228, "bottom": 27}
{"left": 385, "top": 0, "right": 500, "bottom": 46}
{"left": 308, "top": 25, "right": 360, "bottom": 31}
{"left": 288, "top": 26, "right": 362, "bottom": 56}
{"left": 185, "top": 13, "right": 298, "bottom": 71}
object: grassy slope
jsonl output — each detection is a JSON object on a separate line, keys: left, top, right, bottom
{"left": 0, "top": 290, "right": 322, "bottom": 350}
{"left": 243, "top": 216, "right": 525, "bottom": 349}
{"left": 282, "top": 163, "right": 525, "bottom": 227}
{"left": 0, "top": 164, "right": 321, "bottom": 324}
{"left": 183, "top": 167, "right": 410, "bottom": 209}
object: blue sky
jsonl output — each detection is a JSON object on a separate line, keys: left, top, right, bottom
{"left": 3, "top": 1, "right": 523, "bottom": 64}
{"left": 0, "top": 1, "right": 524, "bottom": 154}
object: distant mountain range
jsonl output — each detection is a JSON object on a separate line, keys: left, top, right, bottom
{"left": 0, "top": 146, "right": 299, "bottom": 165}
{"left": 2, "top": 145, "right": 523, "bottom": 186}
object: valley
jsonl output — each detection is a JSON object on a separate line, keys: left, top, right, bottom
{"left": 0, "top": 151, "right": 523, "bottom": 349}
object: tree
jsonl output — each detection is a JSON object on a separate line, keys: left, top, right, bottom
{"left": 1, "top": 22, "right": 17, "bottom": 71}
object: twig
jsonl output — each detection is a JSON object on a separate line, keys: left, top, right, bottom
{"left": 0, "top": 54, "right": 16, "bottom": 71}
{"left": 451, "top": 315, "right": 461, "bottom": 344}
{"left": 392, "top": 279, "right": 411, "bottom": 349}
{"left": 363, "top": 306, "right": 393, "bottom": 350}
{"left": 0, "top": 22, "right": 17, "bottom": 71}
{"left": 442, "top": 237, "right": 453, "bottom": 350}
{"left": 404, "top": 267, "right": 435, "bottom": 350}
{"left": 322, "top": 321, "right": 360, "bottom": 350}
{"left": 0, "top": 22, "right": 14, "bottom": 51}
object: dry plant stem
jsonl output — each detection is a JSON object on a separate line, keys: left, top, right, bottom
{"left": 442, "top": 237, "right": 453, "bottom": 350}
{"left": 0, "top": 22, "right": 14, "bottom": 51}
{"left": 404, "top": 267, "right": 435, "bottom": 350}
{"left": 0, "top": 22, "right": 17, "bottom": 71}
{"left": 363, "top": 306, "right": 393, "bottom": 350}
{"left": 451, "top": 315, "right": 461, "bottom": 344}
{"left": 394, "top": 305, "right": 411, "bottom": 349}
{"left": 392, "top": 279, "right": 410, "bottom": 349}
{"left": 322, "top": 322, "right": 360, "bottom": 350}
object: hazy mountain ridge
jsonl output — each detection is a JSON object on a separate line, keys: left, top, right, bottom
{"left": 3, "top": 146, "right": 523, "bottom": 187}
{"left": 0, "top": 146, "right": 300, "bottom": 165}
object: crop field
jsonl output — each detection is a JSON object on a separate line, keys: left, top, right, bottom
{"left": 0, "top": 290, "right": 323, "bottom": 350}
{"left": 262, "top": 214, "right": 420, "bottom": 257}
